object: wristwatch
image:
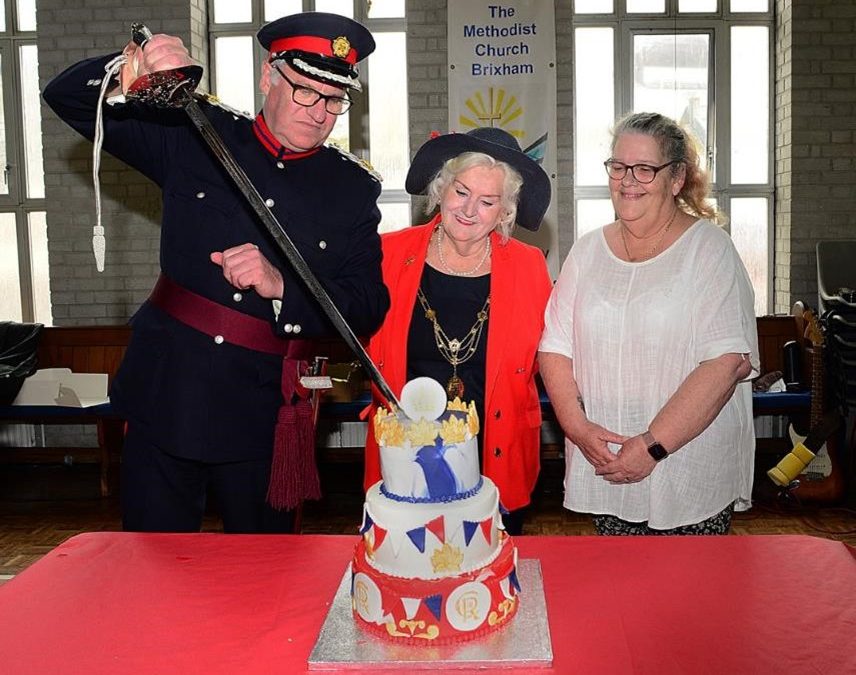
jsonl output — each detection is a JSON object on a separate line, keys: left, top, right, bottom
{"left": 642, "top": 431, "right": 669, "bottom": 462}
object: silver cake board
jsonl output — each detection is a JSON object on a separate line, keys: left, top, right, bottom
{"left": 308, "top": 559, "right": 552, "bottom": 670}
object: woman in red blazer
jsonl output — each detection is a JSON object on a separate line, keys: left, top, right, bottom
{"left": 363, "top": 128, "right": 553, "bottom": 533}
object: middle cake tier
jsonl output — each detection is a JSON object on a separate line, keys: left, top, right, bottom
{"left": 361, "top": 477, "right": 504, "bottom": 580}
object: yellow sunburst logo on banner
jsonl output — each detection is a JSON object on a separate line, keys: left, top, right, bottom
{"left": 458, "top": 87, "right": 524, "bottom": 139}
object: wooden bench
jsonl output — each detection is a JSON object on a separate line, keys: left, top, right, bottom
{"left": 0, "top": 326, "right": 130, "bottom": 496}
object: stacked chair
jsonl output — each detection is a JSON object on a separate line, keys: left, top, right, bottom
{"left": 817, "top": 240, "right": 856, "bottom": 409}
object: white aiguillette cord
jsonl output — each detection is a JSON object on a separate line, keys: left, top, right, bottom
{"left": 91, "top": 53, "right": 128, "bottom": 272}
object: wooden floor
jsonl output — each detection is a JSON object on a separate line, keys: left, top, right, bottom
{"left": 2, "top": 457, "right": 855, "bottom": 581}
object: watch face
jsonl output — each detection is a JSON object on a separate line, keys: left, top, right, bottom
{"left": 647, "top": 443, "right": 668, "bottom": 461}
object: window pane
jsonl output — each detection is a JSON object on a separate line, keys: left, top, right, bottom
{"left": 633, "top": 33, "right": 710, "bottom": 164}
{"left": 369, "top": 32, "right": 408, "bottom": 190}
{"left": 378, "top": 201, "right": 411, "bottom": 234}
{"left": 265, "top": 0, "right": 302, "bottom": 21}
{"left": 730, "top": 198, "right": 769, "bottom": 316}
{"left": 574, "top": 0, "right": 613, "bottom": 13}
{"left": 679, "top": 0, "right": 717, "bottom": 11}
{"left": 315, "top": 0, "right": 353, "bottom": 19}
{"left": 28, "top": 211, "right": 52, "bottom": 326}
{"left": 576, "top": 199, "right": 614, "bottom": 240}
{"left": 16, "top": 0, "right": 36, "bottom": 31}
{"left": 213, "top": 0, "right": 251, "bottom": 24}
{"left": 368, "top": 0, "right": 405, "bottom": 18}
{"left": 575, "top": 27, "right": 614, "bottom": 186}
{"left": 0, "top": 51, "right": 8, "bottom": 197}
{"left": 19, "top": 45, "right": 44, "bottom": 199}
{"left": 0, "top": 213, "right": 22, "bottom": 322}
{"left": 214, "top": 36, "right": 256, "bottom": 115}
{"left": 731, "top": 26, "right": 769, "bottom": 184}
{"left": 731, "top": 0, "right": 768, "bottom": 10}
{"left": 628, "top": 0, "right": 665, "bottom": 13}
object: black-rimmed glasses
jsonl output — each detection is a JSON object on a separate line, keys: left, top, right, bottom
{"left": 603, "top": 159, "right": 676, "bottom": 184}
{"left": 273, "top": 65, "right": 352, "bottom": 115}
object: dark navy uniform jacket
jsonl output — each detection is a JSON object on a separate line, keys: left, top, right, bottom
{"left": 43, "top": 54, "right": 390, "bottom": 463}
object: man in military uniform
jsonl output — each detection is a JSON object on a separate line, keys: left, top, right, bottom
{"left": 43, "top": 13, "right": 390, "bottom": 533}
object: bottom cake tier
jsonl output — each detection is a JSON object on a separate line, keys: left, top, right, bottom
{"left": 351, "top": 534, "right": 521, "bottom": 644}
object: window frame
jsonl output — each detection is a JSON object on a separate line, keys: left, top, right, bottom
{"left": 572, "top": 0, "right": 774, "bottom": 313}
{"left": 0, "top": 0, "right": 45, "bottom": 322}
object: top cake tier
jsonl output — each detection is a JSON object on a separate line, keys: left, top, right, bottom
{"left": 373, "top": 398, "right": 481, "bottom": 503}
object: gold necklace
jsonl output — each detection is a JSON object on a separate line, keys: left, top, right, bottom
{"left": 619, "top": 209, "right": 678, "bottom": 262}
{"left": 416, "top": 286, "right": 490, "bottom": 399}
{"left": 436, "top": 226, "right": 491, "bottom": 276}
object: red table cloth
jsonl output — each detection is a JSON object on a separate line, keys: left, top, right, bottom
{"left": 0, "top": 533, "right": 854, "bottom": 674}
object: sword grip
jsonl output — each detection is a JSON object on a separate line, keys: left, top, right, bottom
{"left": 131, "top": 22, "right": 153, "bottom": 49}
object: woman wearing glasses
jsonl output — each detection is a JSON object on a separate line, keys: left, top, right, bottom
{"left": 539, "top": 112, "right": 759, "bottom": 535}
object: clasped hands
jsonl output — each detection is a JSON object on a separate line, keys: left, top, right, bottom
{"left": 568, "top": 421, "right": 657, "bottom": 484}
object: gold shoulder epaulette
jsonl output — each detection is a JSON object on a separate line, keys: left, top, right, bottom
{"left": 328, "top": 143, "right": 383, "bottom": 182}
{"left": 196, "top": 92, "right": 254, "bottom": 120}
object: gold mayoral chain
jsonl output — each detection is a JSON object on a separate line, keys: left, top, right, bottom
{"left": 620, "top": 208, "right": 678, "bottom": 262}
{"left": 416, "top": 287, "right": 490, "bottom": 400}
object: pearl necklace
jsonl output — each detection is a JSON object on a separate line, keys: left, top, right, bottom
{"left": 620, "top": 209, "right": 678, "bottom": 262}
{"left": 436, "top": 225, "right": 491, "bottom": 276}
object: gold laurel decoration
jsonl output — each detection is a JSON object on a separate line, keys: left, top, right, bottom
{"left": 441, "top": 415, "right": 467, "bottom": 444}
{"left": 381, "top": 417, "right": 406, "bottom": 446}
{"left": 363, "top": 531, "right": 375, "bottom": 559}
{"left": 373, "top": 407, "right": 390, "bottom": 443}
{"left": 430, "top": 542, "right": 464, "bottom": 573}
{"left": 447, "top": 397, "right": 468, "bottom": 412}
{"left": 467, "top": 401, "right": 480, "bottom": 436}
{"left": 408, "top": 418, "right": 439, "bottom": 446}
{"left": 331, "top": 36, "right": 351, "bottom": 58}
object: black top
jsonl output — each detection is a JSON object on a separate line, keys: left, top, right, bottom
{"left": 407, "top": 265, "right": 490, "bottom": 427}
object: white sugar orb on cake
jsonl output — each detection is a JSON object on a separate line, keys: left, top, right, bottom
{"left": 399, "top": 376, "right": 447, "bottom": 421}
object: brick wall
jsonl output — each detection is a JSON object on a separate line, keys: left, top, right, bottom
{"left": 37, "top": 0, "right": 206, "bottom": 326}
{"left": 775, "top": 0, "right": 856, "bottom": 312}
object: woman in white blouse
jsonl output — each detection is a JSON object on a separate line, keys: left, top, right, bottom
{"left": 539, "top": 112, "right": 759, "bottom": 535}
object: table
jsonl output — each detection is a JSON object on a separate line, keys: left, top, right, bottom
{"left": 0, "top": 533, "right": 853, "bottom": 674}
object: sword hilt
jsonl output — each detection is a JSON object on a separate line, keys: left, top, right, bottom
{"left": 130, "top": 22, "right": 153, "bottom": 48}
{"left": 125, "top": 21, "right": 201, "bottom": 107}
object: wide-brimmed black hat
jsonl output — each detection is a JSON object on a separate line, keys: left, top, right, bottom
{"left": 404, "top": 127, "right": 551, "bottom": 231}
{"left": 257, "top": 12, "right": 374, "bottom": 91}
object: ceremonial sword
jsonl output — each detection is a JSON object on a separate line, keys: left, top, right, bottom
{"left": 127, "top": 23, "right": 400, "bottom": 410}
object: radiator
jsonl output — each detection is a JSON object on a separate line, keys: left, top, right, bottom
{"left": 0, "top": 423, "right": 37, "bottom": 447}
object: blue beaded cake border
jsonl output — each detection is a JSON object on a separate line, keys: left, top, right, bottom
{"left": 380, "top": 476, "right": 484, "bottom": 504}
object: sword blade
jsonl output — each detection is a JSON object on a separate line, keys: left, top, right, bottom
{"left": 181, "top": 97, "right": 399, "bottom": 409}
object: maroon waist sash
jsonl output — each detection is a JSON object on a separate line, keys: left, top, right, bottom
{"left": 148, "top": 274, "right": 320, "bottom": 510}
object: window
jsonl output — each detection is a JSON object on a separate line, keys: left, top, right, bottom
{"left": 0, "top": 0, "right": 50, "bottom": 323}
{"left": 209, "top": 0, "right": 410, "bottom": 234}
{"left": 573, "top": 1, "right": 773, "bottom": 315}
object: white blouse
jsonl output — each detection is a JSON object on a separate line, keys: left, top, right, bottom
{"left": 540, "top": 219, "right": 760, "bottom": 529}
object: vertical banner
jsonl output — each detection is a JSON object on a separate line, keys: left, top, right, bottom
{"left": 448, "top": 1, "right": 558, "bottom": 276}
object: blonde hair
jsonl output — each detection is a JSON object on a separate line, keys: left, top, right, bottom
{"left": 612, "top": 112, "right": 720, "bottom": 222}
{"left": 424, "top": 152, "right": 524, "bottom": 241}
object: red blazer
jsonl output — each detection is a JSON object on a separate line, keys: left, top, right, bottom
{"left": 363, "top": 215, "right": 553, "bottom": 510}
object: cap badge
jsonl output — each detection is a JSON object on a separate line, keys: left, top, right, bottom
{"left": 331, "top": 36, "right": 351, "bottom": 59}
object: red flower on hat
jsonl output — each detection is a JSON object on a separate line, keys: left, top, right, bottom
{"left": 429, "top": 130, "right": 441, "bottom": 139}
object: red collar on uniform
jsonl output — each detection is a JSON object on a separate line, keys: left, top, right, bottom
{"left": 253, "top": 113, "right": 321, "bottom": 160}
